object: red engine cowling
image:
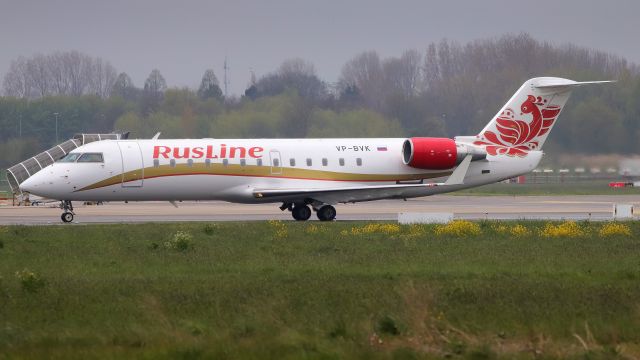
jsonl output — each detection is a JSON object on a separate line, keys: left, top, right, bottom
{"left": 402, "top": 137, "right": 458, "bottom": 170}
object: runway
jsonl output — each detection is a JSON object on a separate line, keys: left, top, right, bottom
{"left": 1, "top": 195, "right": 638, "bottom": 224}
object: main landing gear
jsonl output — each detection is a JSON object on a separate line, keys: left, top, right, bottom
{"left": 60, "top": 200, "right": 74, "bottom": 223}
{"left": 281, "top": 202, "right": 337, "bottom": 221}
{"left": 316, "top": 205, "right": 337, "bottom": 221}
{"left": 292, "top": 204, "right": 312, "bottom": 221}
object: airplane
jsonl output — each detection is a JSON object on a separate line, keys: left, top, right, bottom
{"left": 19, "top": 77, "right": 611, "bottom": 223}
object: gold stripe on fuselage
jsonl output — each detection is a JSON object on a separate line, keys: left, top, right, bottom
{"left": 77, "top": 163, "right": 451, "bottom": 192}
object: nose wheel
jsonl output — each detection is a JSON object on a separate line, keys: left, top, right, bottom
{"left": 59, "top": 200, "right": 75, "bottom": 223}
{"left": 61, "top": 212, "right": 74, "bottom": 223}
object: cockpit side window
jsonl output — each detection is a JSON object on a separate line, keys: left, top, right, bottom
{"left": 59, "top": 153, "right": 81, "bottom": 162}
{"left": 77, "top": 153, "right": 104, "bottom": 163}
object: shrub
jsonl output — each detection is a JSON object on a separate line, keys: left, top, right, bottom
{"left": 434, "top": 220, "right": 481, "bottom": 237}
{"left": 540, "top": 221, "right": 585, "bottom": 237}
{"left": 599, "top": 222, "right": 631, "bottom": 237}
{"left": 15, "top": 269, "right": 45, "bottom": 293}
{"left": 164, "top": 231, "right": 193, "bottom": 251}
{"left": 203, "top": 223, "right": 217, "bottom": 236}
{"left": 377, "top": 315, "right": 400, "bottom": 335}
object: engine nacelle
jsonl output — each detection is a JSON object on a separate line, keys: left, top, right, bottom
{"left": 402, "top": 137, "right": 486, "bottom": 170}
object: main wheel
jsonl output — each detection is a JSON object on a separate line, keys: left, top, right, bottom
{"left": 317, "top": 205, "right": 337, "bottom": 221}
{"left": 292, "top": 205, "right": 311, "bottom": 221}
{"left": 61, "top": 212, "right": 74, "bottom": 223}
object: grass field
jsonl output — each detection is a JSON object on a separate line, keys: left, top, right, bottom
{"left": 1, "top": 221, "right": 639, "bottom": 359}
{"left": 456, "top": 181, "right": 639, "bottom": 196}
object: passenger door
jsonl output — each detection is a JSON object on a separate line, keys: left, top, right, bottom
{"left": 117, "top": 141, "right": 144, "bottom": 187}
{"left": 269, "top": 150, "right": 282, "bottom": 175}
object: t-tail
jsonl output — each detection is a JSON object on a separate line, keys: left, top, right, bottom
{"left": 456, "top": 77, "right": 614, "bottom": 157}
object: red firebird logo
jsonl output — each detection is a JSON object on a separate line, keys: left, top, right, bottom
{"left": 474, "top": 95, "right": 560, "bottom": 157}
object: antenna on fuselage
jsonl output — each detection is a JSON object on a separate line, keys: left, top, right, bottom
{"left": 152, "top": 132, "right": 161, "bottom": 140}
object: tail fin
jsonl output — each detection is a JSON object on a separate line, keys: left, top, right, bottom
{"left": 458, "top": 77, "right": 613, "bottom": 157}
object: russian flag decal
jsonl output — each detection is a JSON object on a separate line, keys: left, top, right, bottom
{"left": 377, "top": 146, "right": 388, "bottom": 151}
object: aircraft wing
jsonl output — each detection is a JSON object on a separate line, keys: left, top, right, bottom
{"left": 253, "top": 183, "right": 440, "bottom": 204}
{"left": 253, "top": 155, "right": 473, "bottom": 204}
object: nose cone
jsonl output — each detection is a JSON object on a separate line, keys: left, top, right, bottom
{"left": 19, "top": 171, "right": 52, "bottom": 198}
{"left": 19, "top": 176, "right": 37, "bottom": 193}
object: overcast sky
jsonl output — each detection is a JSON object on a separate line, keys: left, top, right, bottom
{"left": 1, "top": 0, "right": 637, "bottom": 96}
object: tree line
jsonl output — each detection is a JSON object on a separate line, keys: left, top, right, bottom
{"left": 1, "top": 33, "right": 640, "bottom": 170}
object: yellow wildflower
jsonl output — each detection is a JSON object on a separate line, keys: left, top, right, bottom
{"left": 599, "top": 222, "right": 631, "bottom": 237}
{"left": 434, "top": 220, "right": 481, "bottom": 237}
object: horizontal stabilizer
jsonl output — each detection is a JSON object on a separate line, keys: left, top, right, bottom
{"left": 534, "top": 79, "right": 615, "bottom": 89}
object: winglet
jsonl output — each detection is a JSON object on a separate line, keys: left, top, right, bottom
{"left": 444, "top": 155, "right": 472, "bottom": 185}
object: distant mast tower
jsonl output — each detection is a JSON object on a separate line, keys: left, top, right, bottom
{"left": 223, "top": 56, "right": 230, "bottom": 99}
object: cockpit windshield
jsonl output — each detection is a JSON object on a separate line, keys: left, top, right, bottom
{"left": 57, "top": 152, "right": 104, "bottom": 163}
{"left": 77, "top": 153, "right": 104, "bottom": 163}
{"left": 58, "top": 153, "right": 81, "bottom": 162}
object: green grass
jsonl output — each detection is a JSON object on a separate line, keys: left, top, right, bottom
{"left": 0, "top": 221, "right": 639, "bottom": 359}
{"left": 456, "top": 181, "right": 640, "bottom": 195}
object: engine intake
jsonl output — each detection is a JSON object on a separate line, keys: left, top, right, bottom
{"left": 402, "top": 137, "right": 486, "bottom": 170}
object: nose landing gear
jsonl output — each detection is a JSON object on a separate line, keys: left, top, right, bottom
{"left": 60, "top": 200, "right": 75, "bottom": 223}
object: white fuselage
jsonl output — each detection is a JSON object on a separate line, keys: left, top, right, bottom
{"left": 20, "top": 138, "right": 542, "bottom": 203}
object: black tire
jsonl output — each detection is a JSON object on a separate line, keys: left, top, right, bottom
{"left": 292, "top": 205, "right": 311, "bottom": 221}
{"left": 61, "top": 212, "right": 74, "bottom": 223}
{"left": 317, "top": 205, "right": 336, "bottom": 221}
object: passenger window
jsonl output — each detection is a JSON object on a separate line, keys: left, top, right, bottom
{"left": 306, "top": 158, "right": 312, "bottom": 166}
{"left": 223, "top": 159, "right": 229, "bottom": 166}
{"left": 339, "top": 158, "right": 345, "bottom": 166}
{"left": 273, "top": 158, "right": 280, "bottom": 167}
{"left": 356, "top": 158, "right": 362, "bottom": 166}
{"left": 187, "top": 159, "right": 194, "bottom": 167}
{"left": 59, "top": 153, "right": 81, "bottom": 162}
{"left": 322, "top": 158, "right": 328, "bottom": 166}
{"left": 170, "top": 159, "right": 176, "bottom": 168}
{"left": 290, "top": 158, "right": 295, "bottom": 166}
{"left": 240, "top": 159, "right": 246, "bottom": 166}
{"left": 205, "top": 159, "right": 211, "bottom": 167}
{"left": 257, "top": 158, "right": 263, "bottom": 166}
{"left": 153, "top": 159, "right": 160, "bottom": 168}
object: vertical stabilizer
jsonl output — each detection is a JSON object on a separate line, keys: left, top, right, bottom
{"left": 459, "top": 77, "right": 612, "bottom": 157}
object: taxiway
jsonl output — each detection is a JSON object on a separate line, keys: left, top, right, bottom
{"left": 0, "top": 195, "right": 638, "bottom": 224}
